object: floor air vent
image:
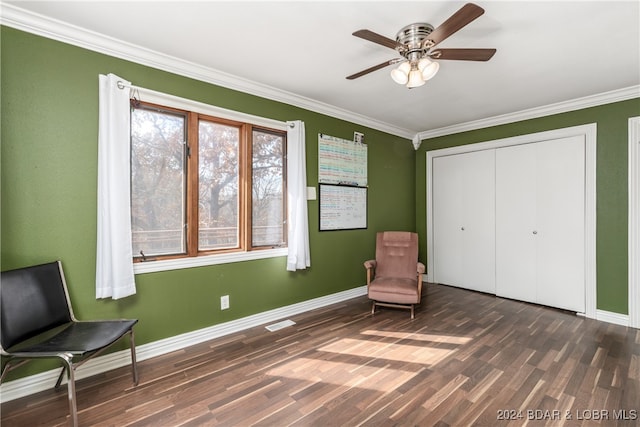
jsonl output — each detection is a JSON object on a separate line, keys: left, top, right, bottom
{"left": 265, "top": 319, "right": 296, "bottom": 332}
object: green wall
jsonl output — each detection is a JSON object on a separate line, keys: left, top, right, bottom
{"left": 415, "top": 98, "right": 640, "bottom": 315}
{"left": 1, "top": 27, "right": 416, "bottom": 379}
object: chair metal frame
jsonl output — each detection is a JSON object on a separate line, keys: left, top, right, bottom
{"left": 1, "top": 261, "right": 138, "bottom": 426}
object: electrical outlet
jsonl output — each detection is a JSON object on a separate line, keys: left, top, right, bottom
{"left": 220, "top": 295, "right": 230, "bottom": 310}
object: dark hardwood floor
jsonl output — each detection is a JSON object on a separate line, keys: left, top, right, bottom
{"left": 2, "top": 284, "right": 638, "bottom": 426}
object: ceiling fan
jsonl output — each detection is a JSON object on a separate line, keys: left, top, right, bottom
{"left": 346, "top": 3, "right": 496, "bottom": 88}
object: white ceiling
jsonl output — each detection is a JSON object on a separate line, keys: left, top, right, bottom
{"left": 3, "top": 1, "right": 640, "bottom": 138}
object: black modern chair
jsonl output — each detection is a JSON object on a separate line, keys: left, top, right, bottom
{"left": 1, "top": 261, "right": 139, "bottom": 426}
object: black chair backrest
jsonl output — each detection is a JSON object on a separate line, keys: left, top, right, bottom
{"left": 1, "top": 261, "right": 72, "bottom": 351}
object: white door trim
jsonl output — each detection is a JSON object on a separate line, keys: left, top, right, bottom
{"left": 426, "top": 123, "right": 597, "bottom": 319}
{"left": 629, "top": 117, "right": 640, "bottom": 329}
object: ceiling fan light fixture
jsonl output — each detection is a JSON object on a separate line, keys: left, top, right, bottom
{"left": 418, "top": 58, "right": 440, "bottom": 81}
{"left": 406, "top": 68, "right": 426, "bottom": 88}
{"left": 390, "top": 61, "right": 411, "bottom": 84}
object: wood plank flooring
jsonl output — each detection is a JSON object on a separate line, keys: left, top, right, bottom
{"left": 2, "top": 284, "right": 639, "bottom": 426}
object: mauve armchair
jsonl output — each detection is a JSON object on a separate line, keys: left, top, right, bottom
{"left": 364, "top": 231, "right": 426, "bottom": 319}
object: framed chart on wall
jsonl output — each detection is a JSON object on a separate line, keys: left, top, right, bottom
{"left": 319, "top": 184, "right": 367, "bottom": 231}
{"left": 318, "top": 134, "right": 367, "bottom": 187}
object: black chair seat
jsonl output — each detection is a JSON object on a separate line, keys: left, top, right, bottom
{"left": 7, "top": 320, "right": 138, "bottom": 355}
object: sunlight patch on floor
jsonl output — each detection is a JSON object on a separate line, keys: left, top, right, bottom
{"left": 361, "top": 330, "right": 472, "bottom": 345}
{"left": 318, "top": 338, "right": 455, "bottom": 365}
{"left": 266, "top": 357, "right": 423, "bottom": 392}
{"left": 262, "top": 329, "right": 471, "bottom": 393}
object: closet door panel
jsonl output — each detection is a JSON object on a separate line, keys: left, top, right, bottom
{"left": 495, "top": 143, "right": 537, "bottom": 303}
{"left": 433, "top": 155, "right": 463, "bottom": 287}
{"left": 433, "top": 150, "right": 495, "bottom": 292}
{"left": 536, "top": 136, "right": 585, "bottom": 312}
{"left": 460, "top": 150, "right": 496, "bottom": 294}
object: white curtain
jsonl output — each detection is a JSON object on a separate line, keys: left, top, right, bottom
{"left": 96, "top": 73, "right": 136, "bottom": 299}
{"left": 286, "top": 120, "right": 311, "bottom": 271}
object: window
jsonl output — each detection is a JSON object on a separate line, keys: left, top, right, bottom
{"left": 131, "top": 102, "right": 286, "bottom": 262}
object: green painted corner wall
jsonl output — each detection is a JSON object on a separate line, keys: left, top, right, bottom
{"left": 415, "top": 98, "right": 640, "bottom": 315}
{"left": 0, "top": 27, "right": 416, "bottom": 379}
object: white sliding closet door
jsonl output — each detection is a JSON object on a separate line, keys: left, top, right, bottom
{"left": 536, "top": 136, "right": 585, "bottom": 311}
{"left": 495, "top": 143, "right": 538, "bottom": 303}
{"left": 433, "top": 154, "right": 463, "bottom": 287}
{"left": 433, "top": 149, "right": 495, "bottom": 293}
{"left": 496, "top": 136, "right": 585, "bottom": 312}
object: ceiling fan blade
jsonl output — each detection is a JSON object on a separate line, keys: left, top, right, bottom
{"left": 430, "top": 48, "right": 496, "bottom": 61}
{"left": 346, "top": 59, "right": 399, "bottom": 80}
{"left": 425, "top": 3, "right": 485, "bottom": 47}
{"left": 352, "top": 29, "right": 402, "bottom": 50}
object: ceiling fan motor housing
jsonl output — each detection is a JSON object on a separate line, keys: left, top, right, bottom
{"left": 395, "top": 23, "right": 434, "bottom": 59}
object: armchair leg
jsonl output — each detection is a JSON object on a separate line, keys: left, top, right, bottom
{"left": 370, "top": 301, "right": 416, "bottom": 319}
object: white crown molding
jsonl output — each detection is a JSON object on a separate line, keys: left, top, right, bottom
{"left": 416, "top": 85, "right": 640, "bottom": 143}
{"left": 0, "top": 4, "right": 415, "bottom": 140}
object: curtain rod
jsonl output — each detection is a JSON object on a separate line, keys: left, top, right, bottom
{"left": 117, "top": 80, "right": 145, "bottom": 91}
{"left": 115, "top": 80, "right": 296, "bottom": 128}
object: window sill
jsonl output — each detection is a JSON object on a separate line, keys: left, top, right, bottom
{"left": 133, "top": 247, "right": 288, "bottom": 275}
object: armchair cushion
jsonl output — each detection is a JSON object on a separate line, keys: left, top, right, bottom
{"left": 368, "top": 277, "right": 420, "bottom": 304}
{"left": 374, "top": 231, "right": 419, "bottom": 280}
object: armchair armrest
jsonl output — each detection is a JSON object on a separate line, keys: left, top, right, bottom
{"left": 364, "top": 260, "right": 376, "bottom": 286}
{"left": 417, "top": 262, "right": 426, "bottom": 299}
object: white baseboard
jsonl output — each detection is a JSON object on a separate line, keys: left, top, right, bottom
{"left": 0, "top": 285, "right": 368, "bottom": 403}
{"left": 595, "top": 309, "right": 630, "bottom": 327}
